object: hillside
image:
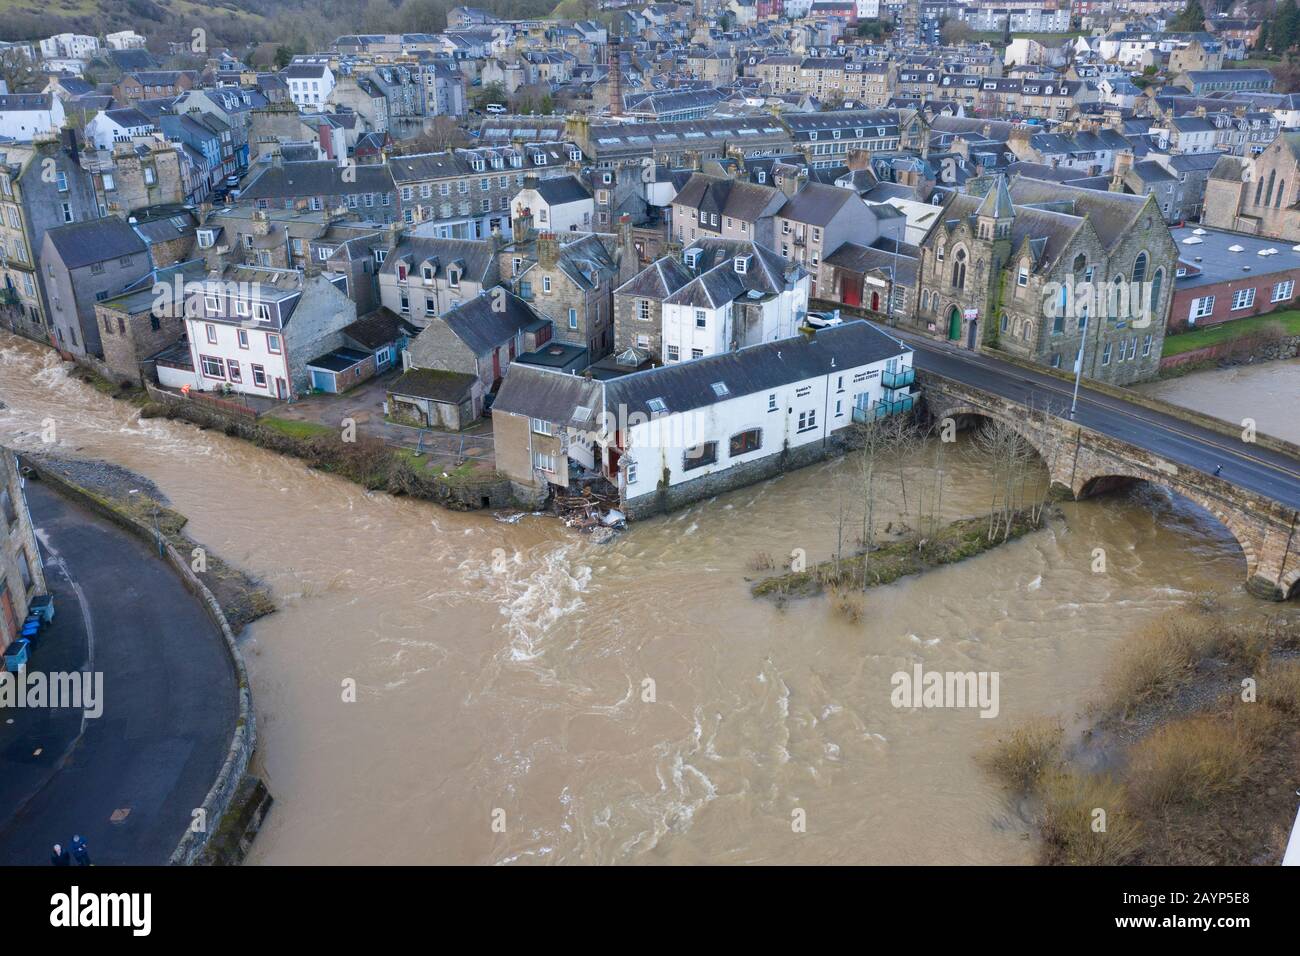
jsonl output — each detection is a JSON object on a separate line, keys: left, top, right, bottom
{"left": 0, "top": 0, "right": 561, "bottom": 52}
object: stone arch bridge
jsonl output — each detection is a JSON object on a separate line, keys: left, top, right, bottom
{"left": 921, "top": 374, "right": 1300, "bottom": 601}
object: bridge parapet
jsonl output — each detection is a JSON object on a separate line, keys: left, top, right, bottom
{"left": 919, "top": 373, "right": 1300, "bottom": 601}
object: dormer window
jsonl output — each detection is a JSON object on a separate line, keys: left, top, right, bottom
{"left": 684, "top": 248, "right": 701, "bottom": 269}
{"left": 734, "top": 255, "right": 749, "bottom": 274}
{"left": 570, "top": 149, "right": 582, "bottom": 162}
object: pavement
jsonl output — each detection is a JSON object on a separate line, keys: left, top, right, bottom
{"left": 0, "top": 480, "right": 237, "bottom": 865}
{"left": 897, "top": 330, "right": 1300, "bottom": 511}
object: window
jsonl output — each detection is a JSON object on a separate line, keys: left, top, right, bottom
{"left": 1190, "top": 296, "right": 1214, "bottom": 321}
{"left": 226, "top": 359, "right": 242, "bottom": 383}
{"left": 1142, "top": 333, "right": 1153, "bottom": 357}
{"left": 695, "top": 310, "right": 707, "bottom": 329}
{"left": 797, "top": 409, "right": 817, "bottom": 432}
{"left": 1101, "top": 342, "right": 1112, "bottom": 365}
{"left": 532, "top": 450, "right": 556, "bottom": 473}
{"left": 542, "top": 276, "right": 551, "bottom": 293}
{"left": 637, "top": 299, "right": 650, "bottom": 321}
{"left": 683, "top": 441, "right": 718, "bottom": 471}
{"left": 266, "top": 333, "right": 282, "bottom": 354}
{"left": 729, "top": 429, "right": 761, "bottom": 457}
{"left": 1017, "top": 266, "right": 1028, "bottom": 287}
{"left": 1132, "top": 252, "right": 1147, "bottom": 284}
{"left": 205, "top": 323, "right": 218, "bottom": 344}
{"left": 568, "top": 309, "right": 578, "bottom": 330}
{"left": 200, "top": 355, "right": 226, "bottom": 378}
{"left": 1273, "top": 279, "right": 1295, "bottom": 302}
{"left": 530, "top": 418, "right": 555, "bottom": 436}
{"left": 625, "top": 460, "right": 637, "bottom": 485}
{"left": 251, "top": 364, "right": 267, "bottom": 387}
{"left": 666, "top": 345, "right": 680, "bottom": 362}
{"left": 768, "top": 393, "right": 778, "bottom": 412}
{"left": 1232, "top": 288, "right": 1255, "bottom": 311}
{"left": 237, "top": 329, "right": 249, "bottom": 349}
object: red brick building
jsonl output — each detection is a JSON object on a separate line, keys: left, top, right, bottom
{"left": 1169, "top": 225, "right": 1300, "bottom": 332}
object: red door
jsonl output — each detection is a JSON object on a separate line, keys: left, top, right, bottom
{"left": 870, "top": 290, "right": 880, "bottom": 311}
{"left": 841, "top": 274, "right": 863, "bottom": 307}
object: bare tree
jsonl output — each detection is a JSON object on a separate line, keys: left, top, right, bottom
{"left": 0, "top": 48, "right": 38, "bottom": 94}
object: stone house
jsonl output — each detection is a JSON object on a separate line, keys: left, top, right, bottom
{"left": 0, "top": 134, "right": 100, "bottom": 344}
{"left": 500, "top": 225, "right": 630, "bottom": 364}
{"left": 670, "top": 172, "right": 784, "bottom": 247}
{"left": 393, "top": 289, "right": 550, "bottom": 426}
{"left": 1203, "top": 132, "right": 1300, "bottom": 241}
{"left": 0, "top": 446, "right": 46, "bottom": 647}
{"left": 96, "top": 260, "right": 205, "bottom": 385}
{"left": 773, "top": 181, "right": 903, "bottom": 298}
{"left": 910, "top": 175, "right": 1175, "bottom": 386}
{"left": 378, "top": 236, "right": 501, "bottom": 329}
{"left": 41, "top": 218, "right": 151, "bottom": 360}
{"left": 614, "top": 255, "right": 694, "bottom": 361}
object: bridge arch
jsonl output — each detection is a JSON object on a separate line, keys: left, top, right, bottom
{"left": 926, "top": 401, "right": 1067, "bottom": 489}
{"left": 1073, "top": 468, "right": 1262, "bottom": 584}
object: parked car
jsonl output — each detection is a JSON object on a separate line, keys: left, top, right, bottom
{"left": 485, "top": 103, "right": 507, "bottom": 114}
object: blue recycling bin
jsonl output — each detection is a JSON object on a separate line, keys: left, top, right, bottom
{"left": 28, "top": 594, "right": 53, "bottom": 624}
{"left": 4, "top": 639, "right": 29, "bottom": 673}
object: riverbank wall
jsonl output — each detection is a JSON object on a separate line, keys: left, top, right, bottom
{"left": 20, "top": 456, "right": 271, "bottom": 865}
{"left": 140, "top": 384, "right": 547, "bottom": 513}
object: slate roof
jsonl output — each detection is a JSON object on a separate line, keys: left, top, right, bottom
{"left": 240, "top": 161, "right": 395, "bottom": 200}
{"left": 388, "top": 367, "right": 476, "bottom": 403}
{"left": 343, "top": 310, "right": 418, "bottom": 349}
{"left": 673, "top": 172, "right": 781, "bottom": 223}
{"left": 604, "top": 320, "right": 908, "bottom": 420}
{"left": 535, "top": 176, "right": 593, "bottom": 205}
{"left": 492, "top": 363, "right": 602, "bottom": 425}
{"left": 776, "top": 181, "right": 859, "bottom": 226}
{"left": 1007, "top": 176, "right": 1151, "bottom": 250}
{"left": 437, "top": 290, "right": 542, "bottom": 355}
{"left": 44, "top": 218, "right": 147, "bottom": 269}
{"left": 615, "top": 256, "right": 693, "bottom": 299}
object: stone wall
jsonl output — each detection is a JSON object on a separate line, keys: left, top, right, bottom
{"left": 1160, "top": 333, "right": 1300, "bottom": 372}
{"left": 21, "top": 458, "right": 266, "bottom": 865}
{"left": 922, "top": 374, "right": 1300, "bottom": 600}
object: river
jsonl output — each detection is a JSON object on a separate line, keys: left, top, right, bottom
{"left": 1137, "top": 358, "right": 1300, "bottom": 445}
{"left": 0, "top": 335, "right": 1262, "bottom": 864}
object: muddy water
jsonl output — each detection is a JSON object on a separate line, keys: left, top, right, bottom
{"left": 0, "top": 336, "right": 1259, "bottom": 864}
{"left": 1137, "top": 358, "right": 1300, "bottom": 445}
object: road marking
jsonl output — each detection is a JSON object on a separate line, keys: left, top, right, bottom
{"left": 33, "top": 527, "right": 96, "bottom": 736}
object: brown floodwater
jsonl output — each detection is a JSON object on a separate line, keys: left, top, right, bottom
{"left": 1138, "top": 357, "right": 1300, "bottom": 445}
{"left": 0, "top": 335, "right": 1262, "bottom": 864}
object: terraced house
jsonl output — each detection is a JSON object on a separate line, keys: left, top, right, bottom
{"left": 390, "top": 142, "right": 578, "bottom": 239}
{"left": 0, "top": 136, "right": 99, "bottom": 344}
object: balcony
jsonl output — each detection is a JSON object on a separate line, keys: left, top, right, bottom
{"left": 880, "top": 367, "right": 915, "bottom": 390}
{"left": 853, "top": 394, "right": 915, "bottom": 423}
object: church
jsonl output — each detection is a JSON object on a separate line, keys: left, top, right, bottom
{"left": 907, "top": 175, "right": 1176, "bottom": 386}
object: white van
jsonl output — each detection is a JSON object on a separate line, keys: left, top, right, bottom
{"left": 485, "top": 103, "right": 507, "bottom": 114}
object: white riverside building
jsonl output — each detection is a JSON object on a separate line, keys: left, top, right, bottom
{"left": 492, "top": 319, "right": 915, "bottom": 518}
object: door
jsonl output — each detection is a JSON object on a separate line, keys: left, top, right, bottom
{"left": 841, "top": 274, "right": 862, "bottom": 307}
{"left": 947, "top": 307, "right": 962, "bottom": 340}
{"left": 870, "top": 290, "right": 880, "bottom": 312}
{"left": 966, "top": 317, "right": 978, "bottom": 350}
{"left": 276, "top": 377, "right": 288, "bottom": 400}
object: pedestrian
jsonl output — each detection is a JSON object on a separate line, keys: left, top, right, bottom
{"left": 71, "top": 834, "right": 92, "bottom": 867}
{"left": 50, "top": 843, "right": 71, "bottom": 866}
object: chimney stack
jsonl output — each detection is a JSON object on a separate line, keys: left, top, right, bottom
{"left": 512, "top": 210, "right": 534, "bottom": 244}
{"left": 537, "top": 232, "right": 559, "bottom": 270}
